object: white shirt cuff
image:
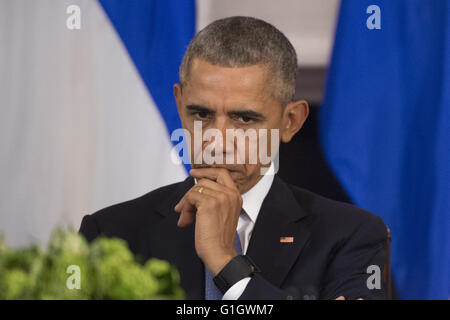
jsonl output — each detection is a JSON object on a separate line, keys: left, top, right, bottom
{"left": 221, "top": 277, "right": 251, "bottom": 300}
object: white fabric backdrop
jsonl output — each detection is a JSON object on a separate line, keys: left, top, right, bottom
{"left": 0, "top": 0, "right": 186, "bottom": 247}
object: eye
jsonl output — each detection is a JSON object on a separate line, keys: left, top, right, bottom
{"left": 192, "top": 111, "right": 210, "bottom": 119}
{"left": 238, "top": 115, "right": 253, "bottom": 123}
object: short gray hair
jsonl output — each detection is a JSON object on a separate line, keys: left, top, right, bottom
{"left": 179, "top": 16, "right": 297, "bottom": 106}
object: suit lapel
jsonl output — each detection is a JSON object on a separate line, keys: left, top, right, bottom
{"left": 246, "top": 175, "right": 312, "bottom": 287}
{"left": 148, "top": 174, "right": 312, "bottom": 298}
{"left": 147, "top": 176, "right": 205, "bottom": 300}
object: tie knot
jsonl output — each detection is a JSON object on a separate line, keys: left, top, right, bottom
{"left": 240, "top": 208, "right": 252, "bottom": 225}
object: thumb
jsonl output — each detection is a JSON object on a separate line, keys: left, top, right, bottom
{"left": 177, "top": 208, "right": 195, "bottom": 227}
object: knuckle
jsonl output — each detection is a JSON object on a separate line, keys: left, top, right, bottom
{"left": 196, "top": 180, "right": 206, "bottom": 187}
{"left": 236, "top": 194, "right": 243, "bottom": 206}
{"left": 218, "top": 193, "right": 227, "bottom": 204}
{"left": 212, "top": 199, "right": 221, "bottom": 210}
{"left": 233, "top": 189, "right": 241, "bottom": 200}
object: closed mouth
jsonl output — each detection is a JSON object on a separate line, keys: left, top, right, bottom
{"left": 194, "top": 164, "right": 241, "bottom": 172}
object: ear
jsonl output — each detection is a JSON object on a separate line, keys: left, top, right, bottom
{"left": 280, "top": 100, "right": 309, "bottom": 143}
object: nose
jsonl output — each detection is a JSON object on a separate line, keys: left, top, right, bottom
{"left": 203, "top": 118, "right": 236, "bottom": 162}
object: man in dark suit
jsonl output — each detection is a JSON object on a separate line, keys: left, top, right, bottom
{"left": 79, "top": 16, "right": 388, "bottom": 300}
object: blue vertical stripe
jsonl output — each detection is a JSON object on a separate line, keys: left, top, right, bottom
{"left": 99, "top": 0, "right": 195, "bottom": 146}
{"left": 321, "top": 0, "right": 450, "bottom": 299}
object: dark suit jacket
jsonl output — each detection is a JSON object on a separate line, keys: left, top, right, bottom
{"left": 79, "top": 175, "right": 388, "bottom": 300}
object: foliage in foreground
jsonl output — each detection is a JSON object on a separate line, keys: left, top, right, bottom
{"left": 0, "top": 229, "right": 184, "bottom": 299}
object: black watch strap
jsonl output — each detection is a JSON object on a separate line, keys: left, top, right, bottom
{"left": 213, "top": 255, "right": 261, "bottom": 294}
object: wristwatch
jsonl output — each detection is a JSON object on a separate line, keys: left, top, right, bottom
{"left": 213, "top": 255, "right": 261, "bottom": 294}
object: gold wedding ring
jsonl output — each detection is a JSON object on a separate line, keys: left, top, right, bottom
{"left": 197, "top": 187, "right": 204, "bottom": 194}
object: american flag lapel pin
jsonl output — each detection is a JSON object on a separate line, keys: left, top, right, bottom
{"left": 280, "top": 236, "right": 294, "bottom": 243}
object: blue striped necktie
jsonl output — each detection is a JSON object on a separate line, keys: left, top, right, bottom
{"left": 204, "top": 223, "right": 243, "bottom": 300}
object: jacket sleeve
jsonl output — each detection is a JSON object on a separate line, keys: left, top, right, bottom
{"left": 78, "top": 214, "right": 101, "bottom": 243}
{"left": 320, "top": 214, "right": 388, "bottom": 300}
{"left": 239, "top": 214, "right": 388, "bottom": 300}
{"left": 238, "top": 273, "right": 293, "bottom": 300}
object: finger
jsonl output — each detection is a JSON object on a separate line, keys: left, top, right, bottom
{"left": 176, "top": 189, "right": 199, "bottom": 227}
{"left": 176, "top": 195, "right": 196, "bottom": 227}
{"left": 196, "top": 178, "right": 233, "bottom": 194}
{"left": 177, "top": 209, "right": 195, "bottom": 227}
{"left": 175, "top": 183, "right": 222, "bottom": 212}
{"left": 196, "top": 178, "right": 243, "bottom": 210}
{"left": 174, "top": 197, "right": 185, "bottom": 212}
{"left": 335, "top": 296, "right": 345, "bottom": 300}
{"left": 189, "top": 185, "right": 221, "bottom": 200}
{"left": 190, "top": 168, "right": 236, "bottom": 189}
{"left": 175, "top": 183, "right": 205, "bottom": 212}
{"left": 177, "top": 189, "right": 214, "bottom": 227}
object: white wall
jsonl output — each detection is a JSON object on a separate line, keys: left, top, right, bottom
{"left": 196, "top": 0, "right": 340, "bottom": 67}
{"left": 0, "top": 0, "right": 186, "bottom": 247}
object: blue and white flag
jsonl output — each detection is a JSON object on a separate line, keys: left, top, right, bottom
{"left": 0, "top": 0, "right": 194, "bottom": 247}
{"left": 321, "top": 0, "right": 450, "bottom": 299}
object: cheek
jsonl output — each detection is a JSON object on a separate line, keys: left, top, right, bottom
{"left": 243, "top": 127, "right": 280, "bottom": 162}
{"left": 239, "top": 164, "right": 265, "bottom": 190}
{"left": 179, "top": 128, "right": 199, "bottom": 164}
{"left": 242, "top": 164, "right": 259, "bottom": 179}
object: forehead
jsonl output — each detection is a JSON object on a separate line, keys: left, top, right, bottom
{"left": 183, "top": 58, "right": 272, "bottom": 107}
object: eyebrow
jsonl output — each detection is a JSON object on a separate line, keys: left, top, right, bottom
{"left": 186, "top": 104, "right": 214, "bottom": 113}
{"left": 228, "top": 109, "right": 266, "bottom": 121}
{"left": 186, "top": 104, "right": 266, "bottom": 120}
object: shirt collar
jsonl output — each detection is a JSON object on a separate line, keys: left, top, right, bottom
{"left": 193, "top": 162, "right": 275, "bottom": 224}
{"left": 241, "top": 162, "right": 275, "bottom": 224}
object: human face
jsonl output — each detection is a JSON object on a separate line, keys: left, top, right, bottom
{"left": 174, "top": 58, "right": 308, "bottom": 194}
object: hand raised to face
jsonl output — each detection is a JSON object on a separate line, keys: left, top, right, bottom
{"left": 174, "top": 168, "right": 243, "bottom": 276}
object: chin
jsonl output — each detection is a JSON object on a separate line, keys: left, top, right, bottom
{"left": 228, "top": 170, "right": 241, "bottom": 181}
{"left": 230, "top": 173, "right": 249, "bottom": 192}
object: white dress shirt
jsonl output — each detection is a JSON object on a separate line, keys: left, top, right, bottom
{"left": 194, "top": 163, "right": 275, "bottom": 300}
